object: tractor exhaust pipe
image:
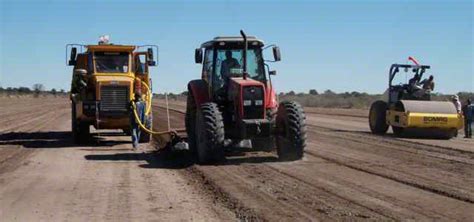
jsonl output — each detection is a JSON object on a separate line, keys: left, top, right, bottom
{"left": 240, "top": 30, "right": 248, "bottom": 80}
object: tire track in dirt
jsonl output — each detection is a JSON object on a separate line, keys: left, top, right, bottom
{"left": 152, "top": 103, "right": 474, "bottom": 220}
{"left": 303, "top": 126, "right": 474, "bottom": 204}
{"left": 264, "top": 158, "right": 473, "bottom": 221}
{"left": 307, "top": 113, "right": 473, "bottom": 153}
{"left": 310, "top": 124, "right": 474, "bottom": 164}
{"left": 0, "top": 103, "right": 70, "bottom": 175}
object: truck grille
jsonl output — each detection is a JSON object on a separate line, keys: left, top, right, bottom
{"left": 100, "top": 85, "right": 129, "bottom": 113}
{"left": 242, "top": 86, "right": 265, "bottom": 119}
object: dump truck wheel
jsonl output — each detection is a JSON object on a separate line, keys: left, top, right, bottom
{"left": 276, "top": 101, "right": 306, "bottom": 161}
{"left": 139, "top": 114, "right": 152, "bottom": 143}
{"left": 195, "top": 102, "right": 224, "bottom": 164}
{"left": 369, "top": 100, "right": 389, "bottom": 135}
{"left": 185, "top": 92, "right": 197, "bottom": 154}
{"left": 71, "top": 103, "right": 79, "bottom": 143}
{"left": 71, "top": 103, "right": 90, "bottom": 144}
{"left": 252, "top": 138, "right": 275, "bottom": 151}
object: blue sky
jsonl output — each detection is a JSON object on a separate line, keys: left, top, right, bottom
{"left": 0, "top": 0, "right": 472, "bottom": 94}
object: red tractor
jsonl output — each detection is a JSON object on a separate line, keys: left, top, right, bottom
{"left": 186, "top": 30, "right": 307, "bottom": 163}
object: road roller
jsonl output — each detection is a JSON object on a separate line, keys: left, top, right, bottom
{"left": 369, "top": 62, "right": 463, "bottom": 139}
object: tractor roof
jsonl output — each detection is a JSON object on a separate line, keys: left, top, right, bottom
{"left": 86, "top": 44, "right": 136, "bottom": 52}
{"left": 200, "top": 36, "right": 264, "bottom": 48}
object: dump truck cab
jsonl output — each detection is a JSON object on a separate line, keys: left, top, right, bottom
{"left": 67, "top": 38, "right": 157, "bottom": 143}
{"left": 369, "top": 60, "right": 463, "bottom": 139}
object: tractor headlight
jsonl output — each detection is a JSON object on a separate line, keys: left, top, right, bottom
{"left": 255, "top": 100, "right": 263, "bottom": 106}
{"left": 243, "top": 100, "right": 252, "bottom": 106}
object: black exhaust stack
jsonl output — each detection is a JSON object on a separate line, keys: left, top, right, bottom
{"left": 240, "top": 30, "right": 248, "bottom": 80}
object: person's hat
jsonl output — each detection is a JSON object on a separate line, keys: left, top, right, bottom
{"left": 452, "top": 95, "right": 459, "bottom": 101}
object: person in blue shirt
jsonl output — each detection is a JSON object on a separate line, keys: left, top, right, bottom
{"left": 130, "top": 92, "right": 145, "bottom": 149}
{"left": 462, "top": 99, "right": 473, "bottom": 138}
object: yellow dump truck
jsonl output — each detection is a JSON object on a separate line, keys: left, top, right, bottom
{"left": 66, "top": 37, "right": 157, "bottom": 144}
{"left": 369, "top": 63, "right": 463, "bottom": 139}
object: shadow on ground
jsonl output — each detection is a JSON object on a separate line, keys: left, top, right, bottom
{"left": 331, "top": 128, "right": 453, "bottom": 140}
{"left": 84, "top": 145, "right": 281, "bottom": 169}
{"left": 0, "top": 131, "right": 129, "bottom": 148}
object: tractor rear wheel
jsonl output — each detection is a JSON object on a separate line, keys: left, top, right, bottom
{"left": 275, "top": 101, "right": 306, "bottom": 161}
{"left": 369, "top": 100, "right": 389, "bottom": 135}
{"left": 185, "top": 92, "right": 197, "bottom": 154}
{"left": 195, "top": 102, "right": 225, "bottom": 164}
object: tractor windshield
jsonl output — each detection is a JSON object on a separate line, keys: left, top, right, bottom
{"left": 94, "top": 52, "right": 129, "bottom": 73}
{"left": 215, "top": 48, "right": 265, "bottom": 84}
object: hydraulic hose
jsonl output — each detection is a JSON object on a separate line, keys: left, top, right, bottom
{"left": 139, "top": 79, "right": 152, "bottom": 115}
{"left": 131, "top": 102, "right": 177, "bottom": 135}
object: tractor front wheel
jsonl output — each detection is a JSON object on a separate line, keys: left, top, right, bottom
{"left": 275, "top": 101, "right": 306, "bottom": 161}
{"left": 195, "top": 102, "right": 225, "bottom": 164}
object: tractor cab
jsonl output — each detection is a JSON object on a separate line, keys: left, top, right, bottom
{"left": 388, "top": 63, "right": 431, "bottom": 104}
{"left": 195, "top": 35, "right": 280, "bottom": 102}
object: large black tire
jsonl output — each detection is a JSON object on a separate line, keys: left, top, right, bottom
{"left": 71, "top": 102, "right": 90, "bottom": 144}
{"left": 275, "top": 101, "right": 306, "bottom": 161}
{"left": 139, "top": 113, "right": 152, "bottom": 143}
{"left": 185, "top": 92, "right": 197, "bottom": 154}
{"left": 195, "top": 103, "right": 225, "bottom": 164}
{"left": 369, "top": 100, "right": 389, "bottom": 135}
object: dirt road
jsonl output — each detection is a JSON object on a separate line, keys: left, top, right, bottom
{"left": 1, "top": 98, "right": 473, "bottom": 221}
{"left": 0, "top": 97, "right": 232, "bottom": 221}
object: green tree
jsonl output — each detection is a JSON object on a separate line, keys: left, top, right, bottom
{"left": 309, "top": 89, "right": 318, "bottom": 95}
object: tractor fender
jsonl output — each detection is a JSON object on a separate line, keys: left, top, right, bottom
{"left": 188, "top": 79, "right": 210, "bottom": 107}
{"left": 265, "top": 82, "right": 278, "bottom": 109}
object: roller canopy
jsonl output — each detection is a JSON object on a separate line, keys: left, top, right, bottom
{"left": 399, "top": 100, "right": 457, "bottom": 114}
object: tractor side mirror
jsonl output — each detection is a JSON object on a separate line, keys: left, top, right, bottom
{"left": 147, "top": 48, "right": 156, "bottom": 66}
{"left": 195, "top": 48, "right": 203, "bottom": 64}
{"left": 272, "top": 46, "right": 281, "bottom": 62}
{"left": 68, "top": 47, "right": 77, "bottom": 66}
{"left": 269, "top": 70, "right": 277, "bottom": 76}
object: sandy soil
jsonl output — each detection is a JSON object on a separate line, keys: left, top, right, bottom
{"left": 0, "top": 98, "right": 233, "bottom": 221}
{"left": 1, "top": 98, "right": 473, "bottom": 221}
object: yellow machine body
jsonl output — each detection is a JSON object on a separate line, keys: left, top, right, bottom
{"left": 70, "top": 44, "right": 153, "bottom": 130}
{"left": 386, "top": 100, "right": 463, "bottom": 130}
